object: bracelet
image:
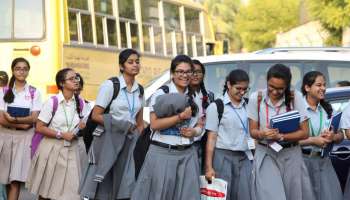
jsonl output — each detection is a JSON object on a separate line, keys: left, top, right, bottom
{"left": 56, "top": 131, "right": 62, "bottom": 139}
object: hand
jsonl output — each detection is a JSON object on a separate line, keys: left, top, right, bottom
{"left": 18, "top": 124, "right": 31, "bottom": 130}
{"left": 179, "top": 107, "right": 192, "bottom": 120}
{"left": 321, "top": 130, "right": 335, "bottom": 142}
{"left": 205, "top": 167, "right": 216, "bottom": 182}
{"left": 180, "top": 127, "right": 196, "bottom": 138}
{"left": 312, "top": 136, "right": 331, "bottom": 148}
{"left": 78, "top": 122, "right": 86, "bottom": 130}
{"left": 262, "top": 128, "right": 280, "bottom": 140}
{"left": 62, "top": 132, "right": 75, "bottom": 141}
{"left": 4, "top": 112, "right": 15, "bottom": 123}
{"left": 197, "top": 116, "right": 205, "bottom": 128}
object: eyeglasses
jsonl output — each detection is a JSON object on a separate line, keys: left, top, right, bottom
{"left": 268, "top": 84, "right": 286, "bottom": 93}
{"left": 192, "top": 70, "right": 203, "bottom": 76}
{"left": 65, "top": 76, "right": 81, "bottom": 82}
{"left": 233, "top": 86, "right": 250, "bottom": 93}
{"left": 13, "top": 67, "right": 29, "bottom": 72}
{"left": 174, "top": 70, "right": 193, "bottom": 76}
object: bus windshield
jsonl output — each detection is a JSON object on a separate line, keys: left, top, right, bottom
{"left": 0, "top": 0, "right": 44, "bottom": 39}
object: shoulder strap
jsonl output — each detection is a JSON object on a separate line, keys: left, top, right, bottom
{"left": 214, "top": 99, "right": 224, "bottom": 123}
{"left": 51, "top": 96, "right": 58, "bottom": 115}
{"left": 257, "top": 91, "right": 263, "bottom": 128}
{"left": 3, "top": 86, "right": 9, "bottom": 94}
{"left": 159, "top": 85, "right": 169, "bottom": 94}
{"left": 78, "top": 97, "right": 84, "bottom": 113}
{"left": 105, "top": 77, "right": 120, "bottom": 113}
{"left": 138, "top": 84, "right": 144, "bottom": 98}
{"left": 28, "top": 85, "right": 36, "bottom": 100}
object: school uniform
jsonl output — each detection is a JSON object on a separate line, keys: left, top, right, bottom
{"left": 85, "top": 75, "right": 144, "bottom": 200}
{"left": 301, "top": 102, "right": 343, "bottom": 200}
{"left": 340, "top": 104, "right": 350, "bottom": 200}
{"left": 131, "top": 81, "right": 201, "bottom": 200}
{"left": 26, "top": 92, "right": 88, "bottom": 200}
{"left": 0, "top": 84, "right": 41, "bottom": 184}
{"left": 247, "top": 89, "right": 315, "bottom": 200}
{"left": 205, "top": 92, "right": 252, "bottom": 200}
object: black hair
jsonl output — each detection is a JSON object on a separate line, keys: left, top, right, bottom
{"left": 119, "top": 48, "right": 140, "bottom": 73}
{"left": 267, "top": 64, "right": 292, "bottom": 108}
{"left": 192, "top": 59, "right": 210, "bottom": 109}
{"left": 301, "top": 71, "right": 332, "bottom": 118}
{"left": 170, "top": 54, "right": 194, "bottom": 73}
{"left": 4, "top": 57, "right": 30, "bottom": 103}
{"left": 337, "top": 80, "right": 350, "bottom": 87}
{"left": 0, "top": 71, "right": 9, "bottom": 86}
{"left": 56, "top": 68, "right": 82, "bottom": 118}
{"left": 223, "top": 69, "right": 249, "bottom": 95}
{"left": 76, "top": 73, "right": 84, "bottom": 90}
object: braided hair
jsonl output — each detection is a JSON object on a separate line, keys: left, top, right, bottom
{"left": 192, "top": 59, "right": 211, "bottom": 109}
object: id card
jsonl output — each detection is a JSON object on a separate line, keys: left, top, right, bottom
{"left": 247, "top": 138, "right": 256, "bottom": 150}
{"left": 269, "top": 142, "right": 283, "bottom": 152}
{"left": 245, "top": 150, "right": 254, "bottom": 161}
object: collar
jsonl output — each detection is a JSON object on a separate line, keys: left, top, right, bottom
{"left": 13, "top": 83, "right": 29, "bottom": 94}
{"left": 169, "top": 81, "right": 188, "bottom": 94}
{"left": 263, "top": 89, "right": 285, "bottom": 108}
{"left": 223, "top": 92, "right": 246, "bottom": 108}
{"left": 57, "top": 92, "right": 75, "bottom": 103}
{"left": 119, "top": 75, "right": 139, "bottom": 92}
{"left": 304, "top": 96, "right": 322, "bottom": 112}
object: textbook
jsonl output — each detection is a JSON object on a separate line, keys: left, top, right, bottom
{"left": 7, "top": 106, "right": 30, "bottom": 117}
{"left": 270, "top": 110, "right": 301, "bottom": 134}
{"left": 321, "top": 112, "right": 343, "bottom": 157}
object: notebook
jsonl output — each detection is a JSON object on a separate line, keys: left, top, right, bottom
{"left": 7, "top": 106, "right": 30, "bottom": 117}
{"left": 270, "top": 110, "right": 301, "bottom": 134}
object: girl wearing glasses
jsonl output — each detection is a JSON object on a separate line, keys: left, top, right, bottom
{"left": 190, "top": 59, "right": 215, "bottom": 171}
{"left": 0, "top": 58, "right": 42, "bottom": 200}
{"left": 299, "top": 71, "right": 343, "bottom": 200}
{"left": 26, "top": 68, "right": 88, "bottom": 200}
{"left": 131, "top": 55, "right": 203, "bottom": 200}
{"left": 247, "top": 64, "right": 315, "bottom": 200}
{"left": 205, "top": 69, "right": 253, "bottom": 200}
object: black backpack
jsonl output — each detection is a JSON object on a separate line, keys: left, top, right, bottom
{"left": 82, "top": 77, "right": 144, "bottom": 152}
{"left": 133, "top": 85, "right": 169, "bottom": 178}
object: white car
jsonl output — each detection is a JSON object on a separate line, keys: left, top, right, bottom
{"left": 143, "top": 49, "right": 350, "bottom": 122}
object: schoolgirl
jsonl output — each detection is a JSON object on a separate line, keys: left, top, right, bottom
{"left": 0, "top": 58, "right": 42, "bottom": 200}
{"left": 299, "top": 71, "right": 343, "bottom": 200}
{"left": 0, "top": 71, "right": 7, "bottom": 200}
{"left": 190, "top": 59, "right": 214, "bottom": 169}
{"left": 205, "top": 69, "right": 252, "bottom": 200}
{"left": 339, "top": 103, "right": 350, "bottom": 200}
{"left": 26, "top": 68, "right": 88, "bottom": 200}
{"left": 247, "top": 64, "right": 315, "bottom": 200}
{"left": 79, "top": 48, "right": 144, "bottom": 200}
{"left": 131, "top": 55, "right": 203, "bottom": 200}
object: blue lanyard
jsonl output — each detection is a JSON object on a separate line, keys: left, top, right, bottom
{"left": 230, "top": 104, "right": 249, "bottom": 135}
{"left": 123, "top": 89, "right": 135, "bottom": 118}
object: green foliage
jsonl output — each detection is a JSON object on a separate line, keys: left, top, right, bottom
{"left": 235, "top": 0, "right": 300, "bottom": 51}
{"left": 306, "top": 0, "right": 350, "bottom": 45}
{"left": 205, "top": 0, "right": 242, "bottom": 52}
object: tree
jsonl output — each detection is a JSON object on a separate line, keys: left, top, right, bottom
{"left": 306, "top": 0, "right": 350, "bottom": 45}
{"left": 235, "top": 0, "right": 300, "bottom": 51}
{"left": 205, "top": 0, "right": 242, "bottom": 52}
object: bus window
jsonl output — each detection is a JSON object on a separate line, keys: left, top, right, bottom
{"left": 141, "top": 0, "right": 161, "bottom": 54}
{"left": 0, "top": 0, "right": 12, "bottom": 39}
{"left": 94, "top": 0, "right": 113, "bottom": 15}
{"left": 130, "top": 22, "right": 139, "bottom": 49}
{"left": 95, "top": 15, "right": 105, "bottom": 45}
{"left": 68, "top": 0, "right": 93, "bottom": 44}
{"left": 0, "top": 0, "right": 44, "bottom": 39}
{"left": 81, "top": 14, "right": 93, "bottom": 43}
{"left": 327, "top": 62, "right": 350, "bottom": 87}
{"left": 94, "top": 0, "right": 115, "bottom": 47}
{"left": 68, "top": 11, "right": 78, "bottom": 41}
{"left": 68, "top": 0, "right": 88, "bottom": 10}
{"left": 107, "top": 18, "right": 117, "bottom": 46}
{"left": 120, "top": 20, "right": 128, "bottom": 48}
{"left": 118, "top": 0, "right": 135, "bottom": 20}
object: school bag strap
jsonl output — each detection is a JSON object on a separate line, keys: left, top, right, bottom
{"left": 159, "top": 85, "right": 170, "bottom": 94}
{"left": 214, "top": 98, "right": 224, "bottom": 123}
{"left": 257, "top": 91, "right": 263, "bottom": 128}
{"left": 28, "top": 85, "right": 36, "bottom": 100}
{"left": 104, "top": 77, "right": 120, "bottom": 113}
{"left": 138, "top": 84, "right": 144, "bottom": 98}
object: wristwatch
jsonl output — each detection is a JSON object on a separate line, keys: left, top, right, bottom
{"left": 56, "top": 131, "right": 62, "bottom": 139}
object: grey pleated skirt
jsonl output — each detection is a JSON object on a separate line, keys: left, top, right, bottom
{"left": 131, "top": 144, "right": 201, "bottom": 200}
{"left": 303, "top": 155, "right": 343, "bottom": 200}
{"left": 251, "top": 144, "right": 316, "bottom": 200}
{"left": 0, "top": 127, "right": 33, "bottom": 184}
{"left": 213, "top": 148, "right": 252, "bottom": 200}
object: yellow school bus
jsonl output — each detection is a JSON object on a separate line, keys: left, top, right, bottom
{"left": 0, "top": 0, "right": 216, "bottom": 100}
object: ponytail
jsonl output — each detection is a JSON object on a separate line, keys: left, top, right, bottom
{"left": 3, "top": 75, "right": 15, "bottom": 103}
{"left": 74, "top": 93, "right": 83, "bottom": 119}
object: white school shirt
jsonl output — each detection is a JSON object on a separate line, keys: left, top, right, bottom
{"left": 150, "top": 81, "right": 199, "bottom": 145}
{"left": 340, "top": 103, "right": 350, "bottom": 130}
{"left": 95, "top": 75, "right": 144, "bottom": 125}
{"left": 0, "top": 83, "right": 42, "bottom": 112}
{"left": 247, "top": 89, "right": 308, "bottom": 131}
{"left": 38, "top": 92, "right": 89, "bottom": 132}
{"left": 206, "top": 93, "right": 250, "bottom": 151}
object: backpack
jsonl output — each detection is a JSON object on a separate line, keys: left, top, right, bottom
{"left": 133, "top": 85, "right": 169, "bottom": 179}
{"left": 82, "top": 77, "right": 144, "bottom": 152}
{"left": 30, "top": 95, "right": 84, "bottom": 158}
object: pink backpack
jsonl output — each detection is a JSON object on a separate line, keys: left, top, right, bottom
{"left": 30, "top": 95, "right": 84, "bottom": 158}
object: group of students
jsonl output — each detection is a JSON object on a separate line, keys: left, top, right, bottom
{"left": 1, "top": 48, "right": 350, "bottom": 200}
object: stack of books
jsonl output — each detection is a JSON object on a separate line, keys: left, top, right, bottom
{"left": 270, "top": 110, "right": 301, "bottom": 133}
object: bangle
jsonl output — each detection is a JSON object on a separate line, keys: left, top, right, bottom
{"left": 56, "top": 131, "right": 62, "bottom": 139}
